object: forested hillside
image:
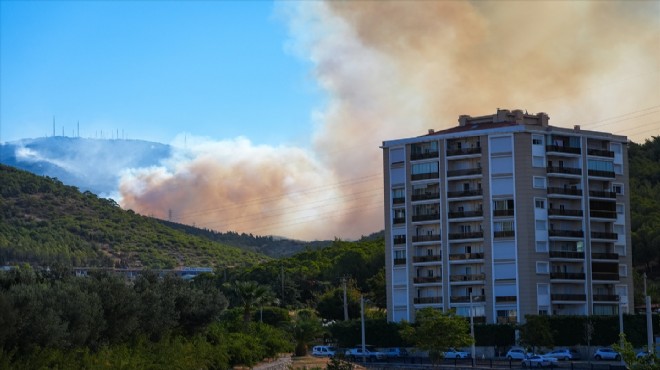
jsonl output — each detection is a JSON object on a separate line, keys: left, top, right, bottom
{"left": 0, "top": 165, "right": 267, "bottom": 268}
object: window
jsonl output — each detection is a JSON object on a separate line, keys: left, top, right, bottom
{"left": 588, "top": 159, "right": 614, "bottom": 172}
{"left": 535, "top": 220, "right": 547, "bottom": 231}
{"left": 537, "top": 283, "right": 549, "bottom": 295}
{"left": 394, "top": 250, "right": 406, "bottom": 259}
{"left": 535, "top": 198, "right": 546, "bottom": 209}
{"left": 533, "top": 176, "right": 546, "bottom": 189}
{"left": 493, "top": 199, "right": 514, "bottom": 210}
{"left": 494, "top": 221, "right": 514, "bottom": 231}
{"left": 533, "top": 156, "right": 544, "bottom": 168}
{"left": 616, "top": 204, "right": 624, "bottom": 214}
{"left": 612, "top": 183, "right": 623, "bottom": 194}
{"left": 538, "top": 306, "right": 549, "bottom": 315}
{"left": 536, "top": 241, "right": 548, "bottom": 252}
{"left": 411, "top": 161, "right": 439, "bottom": 175}
{"left": 536, "top": 261, "right": 549, "bottom": 274}
{"left": 532, "top": 135, "right": 544, "bottom": 145}
{"left": 619, "top": 264, "right": 627, "bottom": 277}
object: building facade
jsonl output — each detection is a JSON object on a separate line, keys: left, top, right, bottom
{"left": 382, "top": 109, "right": 633, "bottom": 324}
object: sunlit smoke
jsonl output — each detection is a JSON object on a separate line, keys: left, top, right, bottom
{"left": 120, "top": 1, "right": 660, "bottom": 240}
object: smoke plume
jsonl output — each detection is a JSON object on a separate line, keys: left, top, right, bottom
{"left": 119, "top": 1, "right": 659, "bottom": 240}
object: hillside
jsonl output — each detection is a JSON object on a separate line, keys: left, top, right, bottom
{"left": 0, "top": 164, "right": 268, "bottom": 268}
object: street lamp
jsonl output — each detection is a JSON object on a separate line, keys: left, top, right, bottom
{"left": 470, "top": 294, "right": 476, "bottom": 366}
{"left": 361, "top": 295, "right": 366, "bottom": 363}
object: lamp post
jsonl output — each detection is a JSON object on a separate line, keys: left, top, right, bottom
{"left": 618, "top": 295, "right": 627, "bottom": 349}
{"left": 361, "top": 295, "right": 366, "bottom": 363}
{"left": 644, "top": 273, "right": 654, "bottom": 355}
{"left": 470, "top": 294, "right": 476, "bottom": 366}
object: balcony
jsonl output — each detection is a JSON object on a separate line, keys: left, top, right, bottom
{"left": 412, "top": 234, "right": 441, "bottom": 243}
{"left": 588, "top": 148, "right": 615, "bottom": 158}
{"left": 411, "top": 151, "right": 439, "bottom": 160}
{"left": 588, "top": 169, "right": 615, "bottom": 178}
{"left": 549, "top": 230, "right": 584, "bottom": 238}
{"left": 494, "top": 230, "right": 515, "bottom": 238}
{"left": 393, "top": 258, "right": 406, "bottom": 266}
{"left": 551, "top": 294, "right": 586, "bottom": 301}
{"left": 591, "top": 252, "right": 619, "bottom": 260}
{"left": 546, "top": 145, "right": 581, "bottom": 155}
{"left": 591, "top": 232, "right": 618, "bottom": 240}
{"left": 550, "top": 272, "right": 586, "bottom": 280}
{"left": 451, "top": 295, "right": 485, "bottom": 303}
{"left": 414, "top": 276, "right": 442, "bottom": 284}
{"left": 447, "top": 189, "right": 483, "bottom": 198}
{"left": 448, "top": 231, "right": 484, "bottom": 240}
{"left": 393, "top": 235, "right": 406, "bottom": 245}
{"left": 589, "top": 190, "right": 617, "bottom": 199}
{"left": 592, "top": 272, "right": 619, "bottom": 281}
{"left": 493, "top": 209, "right": 514, "bottom": 217}
{"left": 392, "top": 197, "right": 405, "bottom": 205}
{"left": 449, "top": 252, "right": 484, "bottom": 261}
{"left": 447, "top": 147, "right": 481, "bottom": 156}
{"left": 448, "top": 210, "right": 483, "bottom": 219}
{"left": 412, "top": 214, "right": 440, "bottom": 222}
{"left": 412, "top": 192, "right": 440, "bottom": 201}
{"left": 547, "top": 187, "right": 583, "bottom": 196}
{"left": 411, "top": 172, "right": 439, "bottom": 181}
{"left": 547, "top": 166, "right": 582, "bottom": 175}
{"left": 393, "top": 217, "right": 405, "bottom": 225}
{"left": 590, "top": 210, "right": 617, "bottom": 219}
{"left": 413, "top": 255, "right": 441, "bottom": 263}
{"left": 447, "top": 168, "right": 481, "bottom": 177}
{"left": 548, "top": 209, "right": 583, "bottom": 217}
{"left": 593, "top": 294, "right": 619, "bottom": 302}
{"left": 414, "top": 296, "right": 442, "bottom": 304}
{"left": 495, "top": 296, "right": 517, "bottom": 303}
{"left": 549, "top": 251, "right": 585, "bottom": 259}
{"left": 449, "top": 273, "right": 486, "bottom": 282}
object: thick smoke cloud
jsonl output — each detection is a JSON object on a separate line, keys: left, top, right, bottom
{"left": 119, "top": 1, "right": 659, "bottom": 240}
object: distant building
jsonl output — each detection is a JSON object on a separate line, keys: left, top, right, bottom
{"left": 382, "top": 109, "right": 632, "bottom": 324}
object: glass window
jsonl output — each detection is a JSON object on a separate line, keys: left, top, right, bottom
{"left": 536, "top": 241, "right": 548, "bottom": 252}
{"left": 494, "top": 221, "right": 514, "bottom": 231}
{"left": 533, "top": 176, "right": 546, "bottom": 189}
{"left": 536, "top": 262, "right": 549, "bottom": 274}
{"left": 588, "top": 159, "right": 614, "bottom": 172}
{"left": 612, "top": 183, "right": 623, "bottom": 194}
{"left": 411, "top": 161, "right": 439, "bottom": 175}
{"left": 532, "top": 135, "right": 544, "bottom": 145}
{"left": 535, "top": 198, "right": 546, "bottom": 209}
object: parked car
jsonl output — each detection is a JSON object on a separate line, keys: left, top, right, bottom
{"left": 345, "top": 346, "right": 385, "bottom": 361}
{"left": 506, "top": 348, "right": 531, "bottom": 360}
{"left": 312, "top": 345, "right": 336, "bottom": 357}
{"left": 593, "top": 347, "right": 621, "bottom": 361}
{"left": 444, "top": 348, "right": 471, "bottom": 359}
{"left": 383, "top": 347, "right": 409, "bottom": 358}
{"left": 544, "top": 348, "right": 581, "bottom": 361}
{"left": 522, "top": 355, "right": 559, "bottom": 367}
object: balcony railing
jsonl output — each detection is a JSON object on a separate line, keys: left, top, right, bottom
{"left": 493, "top": 209, "right": 514, "bottom": 217}
{"left": 411, "top": 192, "right": 440, "bottom": 201}
{"left": 448, "top": 231, "right": 484, "bottom": 240}
{"left": 549, "top": 230, "right": 584, "bottom": 238}
{"left": 495, "top": 296, "right": 517, "bottom": 303}
{"left": 449, "top": 273, "right": 486, "bottom": 282}
{"left": 593, "top": 294, "right": 619, "bottom": 302}
{"left": 591, "top": 232, "right": 618, "bottom": 240}
{"left": 588, "top": 169, "right": 615, "bottom": 178}
{"left": 549, "top": 251, "right": 585, "bottom": 259}
{"left": 547, "top": 166, "right": 582, "bottom": 175}
{"left": 447, "top": 147, "right": 482, "bottom": 156}
{"left": 592, "top": 272, "right": 619, "bottom": 281}
{"left": 412, "top": 214, "right": 440, "bottom": 222}
{"left": 392, "top": 197, "right": 405, "bottom": 205}
{"left": 448, "top": 252, "right": 484, "bottom": 261}
{"left": 412, "top": 234, "right": 441, "bottom": 243}
{"left": 447, "top": 168, "right": 481, "bottom": 177}
{"left": 448, "top": 210, "right": 483, "bottom": 219}
{"left": 393, "top": 258, "right": 406, "bottom": 265}
{"left": 414, "top": 296, "right": 442, "bottom": 304}
{"left": 550, "top": 272, "right": 586, "bottom": 280}
{"left": 411, "top": 172, "right": 439, "bottom": 181}
{"left": 591, "top": 252, "right": 619, "bottom": 260}
{"left": 494, "top": 230, "right": 515, "bottom": 238}
{"left": 413, "top": 255, "right": 441, "bottom": 263}
{"left": 546, "top": 145, "right": 581, "bottom": 154}
{"left": 413, "top": 276, "right": 442, "bottom": 284}
{"left": 411, "top": 151, "right": 439, "bottom": 160}
{"left": 393, "top": 217, "right": 405, "bottom": 225}
{"left": 547, "top": 187, "right": 583, "bottom": 196}
{"left": 587, "top": 148, "right": 615, "bottom": 158}
{"left": 548, "top": 209, "right": 583, "bottom": 217}
{"left": 551, "top": 294, "right": 586, "bottom": 301}
{"left": 450, "top": 295, "right": 486, "bottom": 303}
{"left": 393, "top": 236, "right": 406, "bottom": 245}
{"left": 590, "top": 210, "right": 617, "bottom": 219}
{"left": 447, "top": 189, "right": 483, "bottom": 198}
{"left": 589, "top": 190, "right": 617, "bottom": 199}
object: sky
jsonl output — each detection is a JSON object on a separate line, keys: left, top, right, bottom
{"left": 1, "top": 1, "right": 659, "bottom": 241}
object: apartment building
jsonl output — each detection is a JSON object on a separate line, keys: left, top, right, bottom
{"left": 382, "top": 109, "right": 633, "bottom": 324}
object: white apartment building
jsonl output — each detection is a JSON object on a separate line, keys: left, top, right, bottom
{"left": 382, "top": 109, "right": 633, "bottom": 324}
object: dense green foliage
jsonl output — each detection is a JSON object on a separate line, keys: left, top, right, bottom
{"left": 0, "top": 165, "right": 268, "bottom": 268}
{"left": 400, "top": 308, "right": 473, "bottom": 362}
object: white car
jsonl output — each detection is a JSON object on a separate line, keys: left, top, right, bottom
{"left": 506, "top": 348, "right": 531, "bottom": 360}
{"left": 544, "top": 349, "right": 580, "bottom": 361}
{"left": 345, "top": 346, "right": 385, "bottom": 360}
{"left": 522, "top": 355, "right": 559, "bottom": 367}
{"left": 444, "top": 348, "right": 471, "bottom": 359}
{"left": 312, "top": 345, "right": 336, "bottom": 357}
{"left": 593, "top": 347, "right": 621, "bottom": 361}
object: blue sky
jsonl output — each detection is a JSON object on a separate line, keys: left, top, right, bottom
{"left": 1, "top": 1, "right": 321, "bottom": 145}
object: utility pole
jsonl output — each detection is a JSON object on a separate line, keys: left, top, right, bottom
{"left": 342, "top": 276, "right": 349, "bottom": 321}
{"left": 470, "top": 294, "right": 476, "bottom": 365}
{"left": 645, "top": 273, "right": 654, "bottom": 355}
{"left": 361, "top": 295, "right": 366, "bottom": 363}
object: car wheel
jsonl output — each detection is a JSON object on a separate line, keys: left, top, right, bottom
{"left": 595, "top": 355, "right": 601, "bottom": 361}
{"left": 507, "top": 356, "right": 513, "bottom": 360}
{"left": 615, "top": 355, "right": 621, "bottom": 361}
